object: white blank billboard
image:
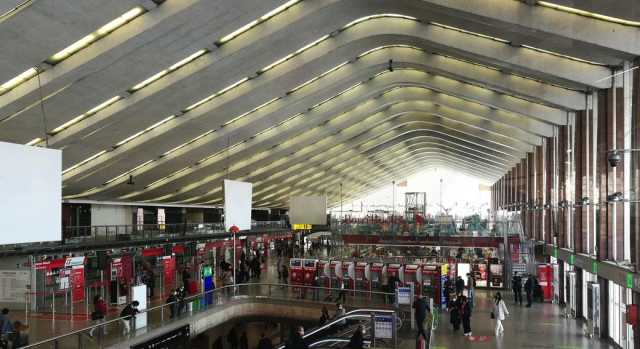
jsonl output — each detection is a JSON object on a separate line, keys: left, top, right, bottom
{"left": 224, "top": 180, "right": 252, "bottom": 231}
{"left": 0, "top": 141, "right": 61, "bottom": 244}
{"left": 289, "top": 195, "right": 327, "bottom": 225}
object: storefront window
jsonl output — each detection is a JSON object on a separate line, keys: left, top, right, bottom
{"left": 608, "top": 281, "right": 634, "bottom": 348}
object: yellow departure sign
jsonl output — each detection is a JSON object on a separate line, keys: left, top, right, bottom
{"left": 293, "top": 224, "right": 312, "bottom": 230}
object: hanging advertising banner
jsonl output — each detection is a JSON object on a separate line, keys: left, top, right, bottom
{"left": 132, "top": 285, "right": 148, "bottom": 329}
{"left": 162, "top": 256, "right": 176, "bottom": 292}
{"left": 158, "top": 208, "right": 166, "bottom": 230}
{"left": 71, "top": 265, "right": 85, "bottom": 302}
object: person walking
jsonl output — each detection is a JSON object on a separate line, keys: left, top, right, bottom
{"left": 524, "top": 275, "right": 534, "bottom": 307}
{"left": 449, "top": 294, "right": 461, "bottom": 332}
{"left": 119, "top": 301, "right": 140, "bottom": 335}
{"left": 257, "top": 333, "right": 273, "bottom": 349}
{"left": 466, "top": 273, "right": 475, "bottom": 307}
{"left": 455, "top": 276, "right": 465, "bottom": 295}
{"left": 166, "top": 289, "right": 178, "bottom": 319}
{"left": 335, "top": 303, "right": 346, "bottom": 328}
{"left": 413, "top": 294, "right": 430, "bottom": 339}
{"left": 460, "top": 296, "right": 472, "bottom": 336}
{"left": 89, "top": 295, "right": 108, "bottom": 337}
{"left": 347, "top": 325, "right": 364, "bottom": 349}
{"left": 337, "top": 278, "right": 347, "bottom": 303}
{"left": 227, "top": 327, "right": 238, "bottom": 349}
{"left": 285, "top": 326, "right": 309, "bottom": 349}
{"left": 281, "top": 264, "right": 289, "bottom": 285}
{"left": 512, "top": 272, "right": 523, "bottom": 305}
{"left": 493, "top": 292, "right": 509, "bottom": 336}
{"left": 319, "top": 306, "right": 330, "bottom": 325}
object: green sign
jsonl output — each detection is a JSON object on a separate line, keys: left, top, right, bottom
{"left": 627, "top": 273, "right": 634, "bottom": 289}
{"left": 553, "top": 247, "right": 558, "bottom": 258}
{"left": 202, "top": 265, "right": 213, "bottom": 278}
{"left": 568, "top": 254, "right": 575, "bottom": 265}
{"left": 592, "top": 261, "right": 598, "bottom": 274}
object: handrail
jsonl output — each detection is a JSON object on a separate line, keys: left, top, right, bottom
{"left": 22, "top": 283, "right": 395, "bottom": 348}
{"left": 308, "top": 338, "right": 371, "bottom": 348}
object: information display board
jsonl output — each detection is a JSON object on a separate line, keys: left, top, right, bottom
{"left": 0, "top": 270, "right": 30, "bottom": 303}
{"left": 374, "top": 315, "right": 393, "bottom": 339}
{"left": 289, "top": 196, "right": 327, "bottom": 225}
{"left": 132, "top": 285, "right": 148, "bottom": 329}
{"left": 224, "top": 180, "right": 252, "bottom": 231}
{"left": 0, "top": 141, "right": 61, "bottom": 244}
{"left": 397, "top": 286, "right": 412, "bottom": 305}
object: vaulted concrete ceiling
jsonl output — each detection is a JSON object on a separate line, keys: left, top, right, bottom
{"left": 1, "top": 0, "right": 637, "bottom": 207}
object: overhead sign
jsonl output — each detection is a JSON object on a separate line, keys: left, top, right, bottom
{"left": 289, "top": 195, "right": 327, "bottom": 225}
{"left": 293, "top": 224, "right": 312, "bottom": 230}
{"left": 224, "top": 180, "right": 253, "bottom": 231}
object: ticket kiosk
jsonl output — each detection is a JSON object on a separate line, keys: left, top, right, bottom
{"left": 341, "top": 261, "right": 355, "bottom": 294}
{"left": 355, "top": 262, "right": 371, "bottom": 292}
{"left": 421, "top": 264, "right": 442, "bottom": 305}
{"left": 404, "top": 264, "right": 422, "bottom": 296}
{"left": 303, "top": 259, "right": 318, "bottom": 286}
{"left": 330, "top": 260, "right": 343, "bottom": 287}
{"left": 318, "top": 260, "right": 332, "bottom": 288}
{"left": 386, "top": 263, "right": 404, "bottom": 287}
{"left": 289, "top": 258, "right": 304, "bottom": 285}
{"left": 370, "top": 262, "right": 385, "bottom": 291}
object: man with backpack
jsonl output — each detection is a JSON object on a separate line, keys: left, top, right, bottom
{"left": 120, "top": 301, "right": 140, "bottom": 335}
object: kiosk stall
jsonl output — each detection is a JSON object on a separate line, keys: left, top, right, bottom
{"left": 421, "top": 264, "right": 442, "bottom": 306}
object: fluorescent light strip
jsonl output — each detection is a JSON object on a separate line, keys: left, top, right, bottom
{"left": 342, "top": 14, "right": 418, "bottom": 30}
{"left": 357, "top": 45, "right": 423, "bottom": 58}
{"left": 222, "top": 97, "right": 280, "bottom": 127}
{"left": 104, "top": 159, "right": 154, "bottom": 184}
{"left": 0, "top": 0, "right": 32, "bottom": 23}
{"left": 183, "top": 77, "right": 250, "bottom": 112}
{"left": 521, "top": 44, "right": 606, "bottom": 66}
{"left": 47, "top": 6, "right": 146, "bottom": 64}
{"left": 26, "top": 137, "right": 42, "bottom": 146}
{"left": 537, "top": 1, "right": 640, "bottom": 27}
{"left": 161, "top": 130, "right": 215, "bottom": 157}
{"left": 260, "top": 0, "right": 300, "bottom": 20}
{"left": 429, "top": 21, "right": 510, "bottom": 43}
{"left": 217, "top": 20, "right": 259, "bottom": 45}
{"left": 50, "top": 95, "right": 121, "bottom": 134}
{"left": 129, "top": 49, "right": 208, "bottom": 92}
{"left": 0, "top": 67, "right": 38, "bottom": 95}
{"left": 144, "top": 167, "right": 191, "bottom": 189}
{"left": 63, "top": 150, "right": 107, "bottom": 174}
{"left": 115, "top": 115, "right": 176, "bottom": 147}
{"left": 288, "top": 61, "right": 349, "bottom": 94}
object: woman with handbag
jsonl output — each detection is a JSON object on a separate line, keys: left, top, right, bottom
{"left": 493, "top": 292, "right": 509, "bottom": 336}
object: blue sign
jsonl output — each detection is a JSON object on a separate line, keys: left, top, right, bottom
{"left": 397, "top": 286, "right": 411, "bottom": 305}
{"left": 374, "top": 315, "right": 393, "bottom": 339}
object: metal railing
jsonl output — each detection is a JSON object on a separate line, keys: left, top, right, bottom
{"left": 22, "top": 283, "right": 397, "bottom": 349}
{"left": 62, "top": 221, "right": 288, "bottom": 242}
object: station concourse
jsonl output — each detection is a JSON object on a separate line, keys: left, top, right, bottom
{"left": 1, "top": 0, "right": 640, "bottom": 348}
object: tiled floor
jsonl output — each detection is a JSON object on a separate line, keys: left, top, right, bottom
{"left": 429, "top": 290, "right": 617, "bottom": 349}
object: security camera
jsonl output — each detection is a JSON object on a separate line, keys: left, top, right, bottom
{"left": 608, "top": 150, "right": 622, "bottom": 167}
{"left": 607, "top": 192, "right": 623, "bottom": 203}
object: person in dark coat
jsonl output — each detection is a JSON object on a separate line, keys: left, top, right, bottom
{"left": 240, "top": 332, "right": 249, "bottom": 349}
{"left": 460, "top": 296, "right": 472, "bottom": 336}
{"left": 257, "top": 333, "right": 273, "bottom": 349}
{"left": 455, "top": 277, "right": 465, "bottom": 295}
{"left": 524, "top": 275, "right": 534, "bottom": 307}
{"left": 347, "top": 325, "right": 364, "bottom": 349}
{"left": 227, "top": 328, "right": 239, "bottom": 349}
{"left": 413, "top": 294, "right": 430, "bottom": 339}
{"left": 512, "top": 272, "right": 523, "bottom": 305}
{"left": 319, "top": 305, "right": 330, "bottom": 325}
{"left": 166, "top": 290, "right": 178, "bottom": 319}
{"left": 285, "top": 326, "right": 308, "bottom": 349}
{"left": 449, "top": 295, "right": 461, "bottom": 331}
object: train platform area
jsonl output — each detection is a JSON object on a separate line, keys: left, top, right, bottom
{"left": 430, "top": 290, "right": 616, "bottom": 349}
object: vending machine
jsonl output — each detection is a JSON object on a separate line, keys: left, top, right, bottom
{"left": 404, "top": 264, "right": 422, "bottom": 296}
{"left": 355, "top": 262, "right": 371, "bottom": 292}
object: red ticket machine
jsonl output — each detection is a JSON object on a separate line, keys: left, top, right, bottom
{"left": 318, "top": 260, "right": 331, "bottom": 288}
{"left": 386, "top": 263, "right": 404, "bottom": 288}
{"left": 370, "top": 262, "right": 385, "bottom": 291}
{"left": 355, "top": 262, "right": 371, "bottom": 292}
{"left": 404, "top": 264, "right": 422, "bottom": 296}
{"left": 537, "top": 264, "right": 553, "bottom": 302}
{"left": 421, "top": 264, "right": 442, "bottom": 306}
{"left": 289, "top": 258, "right": 304, "bottom": 285}
{"left": 341, "top": 261, "right": 355, "bottom": 289}
{"left": 303, "top": 259, "right": 318, "bottom": 286}
{"left": 330, "top": 260, "right": 342, "bottom": 288}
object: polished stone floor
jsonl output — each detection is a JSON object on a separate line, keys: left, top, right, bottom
{"left": 430, "top": 290, "right": 617, "bottom": 349}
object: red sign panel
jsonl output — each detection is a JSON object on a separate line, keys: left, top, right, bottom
{"left": 163, "top": 256, "right": 176, "bottom": 293}
{"left": 71, "top": 266, "right": 85, "bottom": 302}
{"left": 142, "top": 247, "right": 164, "bottom": 257}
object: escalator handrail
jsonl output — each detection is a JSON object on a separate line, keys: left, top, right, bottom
{"left": 308, "top": 338, "right": 371, "bottom": 348}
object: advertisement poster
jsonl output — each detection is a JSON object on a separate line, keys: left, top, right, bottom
{"left": 163, "top": 256, "right": 176, "bottom": 293}
{"left": 71, "top": 266, "right": 85, "bottom": 302}
{"left": 472, "top": 263, "right": 488, "bottom": 288}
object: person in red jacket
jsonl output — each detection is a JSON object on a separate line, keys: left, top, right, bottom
{"left": 89, "top": 295, "right": 108, "bottom": 337}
